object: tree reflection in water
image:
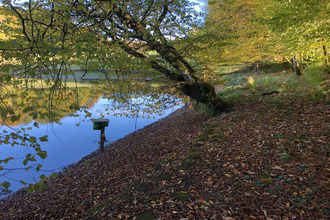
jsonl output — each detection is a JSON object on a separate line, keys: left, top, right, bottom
{"left": 0, "top": 79, "right": 182, "bottom": 196}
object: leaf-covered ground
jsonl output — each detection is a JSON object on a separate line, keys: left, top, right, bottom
{"left": 0, "top": 96, "right": 329, "bottom": 219}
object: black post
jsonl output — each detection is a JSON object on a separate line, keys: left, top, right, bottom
{"left": 100, "top": 127, "right": 105, "bottom": 152}
{"left": 92, "top": 118, "right": 109, "bottom": 152}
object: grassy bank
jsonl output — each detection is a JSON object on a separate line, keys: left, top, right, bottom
{"left": 217, "top": 63, "right": 329, "bottom": 104}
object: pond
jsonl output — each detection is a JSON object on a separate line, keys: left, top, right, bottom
{"left": 0, "top": 80, "right": 182, "bottom": 196}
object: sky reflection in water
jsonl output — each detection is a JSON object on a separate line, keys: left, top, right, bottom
{"left": 0, "top": 94, "right": 182, "bottom": 194}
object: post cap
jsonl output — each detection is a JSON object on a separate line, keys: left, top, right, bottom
{"left": 92, "top": 119, "right": 109, "bottom": 130}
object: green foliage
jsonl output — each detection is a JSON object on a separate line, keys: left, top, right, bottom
{"left": 197, "top": 0, "right": 275, "bottom": 66}
{"left": 262, "top": 0, "right": 329, "bottom": 48}
{"left": 0, "top": 157, "right": 14, "bottom": 165}
{"left": 260, "top": 0, "right": 330, "bottom": 65}
{"left": 0, "top": 181, "right": 11, "bottom": 190}
{"left": 190, "top": 0, "right": 329, "bottom": 75}
{"left": 216, "top": 62, "right": 329, "bottom": 104}
{"left": 0, "top": 0, "right": 199, "bottom": 83}
{"left": 27, "top": 181, "right": 48, "bottom": 193}
{"left": 39, "top": 135, "right": 48, "bottom": 142}
{"left": 303, "top": 63, "right": 330, "bottom": 91}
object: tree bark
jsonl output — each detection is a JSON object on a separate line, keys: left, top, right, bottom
{"left": 292, "top": 55, "right": 302, "bottom": 76}
{"left": 323, "top": 44, "right": 329, "bottom": 74}
{"left": 254, "top": 62, "right": 260, "bottom": 74}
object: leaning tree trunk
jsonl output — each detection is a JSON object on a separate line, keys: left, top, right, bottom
{"left": 111, "top": 7, "right": 227, "bottom": 113}
{"left": 115, "top": 35, "right": 226, "bottom": 113}
{"left": 146, "top": 40, "right": 226, "bottom": 113}
{"left": 322, "top": 44, "right": 329, "bottom": 74}
{"left": 181, "top": 81, "right": 226, "bottom": 112}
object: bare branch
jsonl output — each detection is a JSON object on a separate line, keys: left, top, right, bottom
{"left": 9, "top": 4, "right": 31, "bottom": 42}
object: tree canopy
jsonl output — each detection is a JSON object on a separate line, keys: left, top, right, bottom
{"left": 193, "top": 0, "right": 329, "bottom": 72}
{"left": 262, "top": 0, "right": 330, "bottom": 67}
{"left": 0, "top": 0, "right": 226, "bottom": 112}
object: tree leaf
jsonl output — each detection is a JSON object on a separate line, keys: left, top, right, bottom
{"left": 20, "top": 180, "right": 27, "bottom": 186}
{"left": 39, "top": 135, "right": 48, "bottom": 142}
{"left": 33, "top": 112, "right": 38, "bottom": 120}
{"left": 23, "top": 106, "right": 34, "bottom": 113}
{"left": 1, "top": 181, "right": 11, "bottom": 190}
{"left": 38, "top": 151, "right": 48, "bottom": 159}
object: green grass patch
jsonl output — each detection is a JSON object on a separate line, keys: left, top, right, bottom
{"left": 135, "top": 182, "right": 153, "bottom": 193}
{"left": 153, "top": 157, "right": 169, "bottom": 171}
{"left": 184, "top": 151, "right": 201, "bottom": 160}
{"left": 178, "top": 160, "right": 196, "bottom": 170}
{"left": 211, "top": 133, "right": 224, "bottom": 142}
{"left": 192, "top": 124, "right": 226, "bottom": 145}
{"left": 172, "top": 191, "right": 191, "bottom": 202}
{"left": 280, "top": 154, "right": 294, "bottom": 161}
{"left": 192, "top": 124, "right": 216, "bottom": 145}
{"left": 153, "top": 172, "right": 173, "bottom": 181}
{"left": 265, "top": 99, "right": 285, "bottom": 107}
{"left": 303, "top": 62, "right": 329, "bottom": 87}
{"left": 216, "top": 65, "right": 249, "bottom": 75}
{"left": 121, "top": 181, "right": 153, "bottom": 197}
{"left": 83, "top": 159, "right": 92, "bottom": 167}
{"left": 218, "top": 86, "right": 250, "bottom": 103}
{"left": 177, "top": 150, "right": 202, "bottom": 170}
{"left": 83, "top": 201, "right": 110, "bottom": 219}
{"left": 136, "top": 211, "right": 157, "bottom": 220}
{"left": 273, "top": 133, "right": 286, "bottom": 139}
{"left": 216, "top": 63, "right": 329, "bottom": 103}
{"left": 119, "top": 182, "right": 136, "bottom": 201}
{"left": 193, "top": 102, "right": 217, "bottom": 115}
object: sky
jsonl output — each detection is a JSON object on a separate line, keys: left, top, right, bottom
{"left": 190, "top": 0, "right": 207, "bottom": 12}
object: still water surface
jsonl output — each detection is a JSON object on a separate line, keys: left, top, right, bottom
{"left": 0, "top": 92, "right": 182, "bottom": 194}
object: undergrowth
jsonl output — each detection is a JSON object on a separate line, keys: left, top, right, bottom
{"left": 217, "top": 62, "right": 329, "bottom": 103}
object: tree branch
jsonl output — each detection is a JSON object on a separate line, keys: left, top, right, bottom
{"left": 9, "top": 4, "right": 31, "bottom": 42}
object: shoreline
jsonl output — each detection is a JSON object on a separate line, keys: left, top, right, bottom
{"left": 0, "top": 106, "right": 208, "bottom": 213}
{"left": 1, "top": 106, "right": 187, "bottom": 201}
{"left": 0, "top": 106, "right": 186, "bottom": 201}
